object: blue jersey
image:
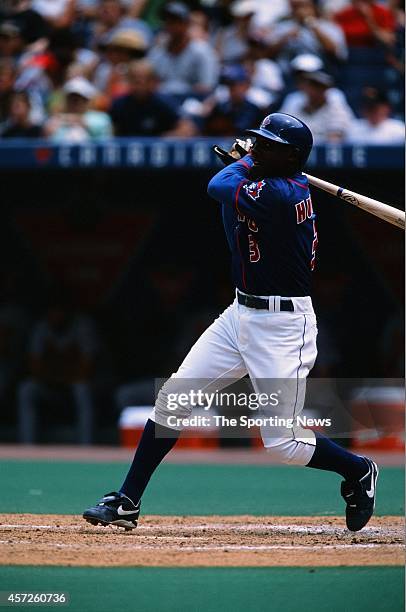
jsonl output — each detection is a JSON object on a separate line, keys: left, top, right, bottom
{"left": 207, "top": 155, "right": 317, "bottom": 297}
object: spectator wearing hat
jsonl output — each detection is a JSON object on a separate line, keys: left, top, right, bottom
{"left": 109, "top": 59, "right": 196, "bottom": 137}
{"left": 268, "top": 0, "right": 348, "bottom": 72}
{"left": 104, "top": 28, "right": 147, "bottom": 63}
{"left": 334, "top": 0, "right": 396, "bottom": 48}
{"left": 279, "top": 69, "right": 355, "bottom": 142}
{"left": 0, "top": 90, "right": 43, "bottom": 137}
{"left": 44, "top": 76, "right": 112, "bottom": 141}
{"left": 202, "top": 63, "right": 265, "bottom": 136}
{"left": 93, "top": 28, "right": 148, "bottom": 106}
{"left": 347, "top": 88, "right": 405, "bottom": 143}
{"left": 148, "top": 2, "right": 219, "bottom": 98}
{"left": 290, "top": 52, "right": 325, "bottom": 73}
{"left": 286, "top": 52, "right": 349, "bottom": 104}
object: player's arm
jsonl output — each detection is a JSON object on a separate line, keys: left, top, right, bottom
{"left": 207, "top": 155, "right": 253, "bottom": 204}
{"left": 208, "top": 156, "right": 279, "bottom": 220}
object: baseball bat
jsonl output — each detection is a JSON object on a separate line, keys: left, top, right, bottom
{"left": 305, "top": 173, "right": 405, "bottom": 230}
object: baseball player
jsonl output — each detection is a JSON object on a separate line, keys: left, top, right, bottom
{"left": 83, "top": 113, "right": 378, "bottom": 532}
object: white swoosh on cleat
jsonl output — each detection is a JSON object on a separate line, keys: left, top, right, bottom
{"left": 117, "top": 505, "right": 136, "bottom": 516}
{"left": 366, "top": 468, "right": 376, "bottom": 498}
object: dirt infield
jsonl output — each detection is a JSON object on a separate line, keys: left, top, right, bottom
{"left": 0, "top": 514, "right": 403, "bottom": 567}
{"left": 0, "top": 445, "right": 403, "bottom": 465}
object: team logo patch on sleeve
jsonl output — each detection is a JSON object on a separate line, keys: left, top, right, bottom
{"left": 243, "top": 180, "right": 265, "bottom": 201}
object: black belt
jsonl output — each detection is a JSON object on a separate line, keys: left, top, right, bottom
{"left": 237, "top": 291, "right": 294, "bottom": 312}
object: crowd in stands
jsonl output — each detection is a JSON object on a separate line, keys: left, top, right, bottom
{"left": 0, "top": 0, "right": 404, "bottom": 143}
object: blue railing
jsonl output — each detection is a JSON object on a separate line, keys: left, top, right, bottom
{"left": 0, "top": 138, "right": 403, "bottom": 170}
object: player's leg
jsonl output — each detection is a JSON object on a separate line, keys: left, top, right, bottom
{"left": 241, "top": 301, "right": 378, "bottom": 530}
{"left": 119, "top": 302, "right": 247, "bottom": 504}
{"left": 83, "top": 300, "right": 247, "bottom": 528}
{"left": 242, "top": 307, "right": 319, "bottom": 466}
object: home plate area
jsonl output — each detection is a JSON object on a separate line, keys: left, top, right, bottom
{"left": 0, "top": 514, "right": 403, "bottom": 567}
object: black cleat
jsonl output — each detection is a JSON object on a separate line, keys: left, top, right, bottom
{"left": 341, "top": 458, "right": 379, "bottom": 532}
{"left": 83, "top": 492, "right": 140, "bottom": 531}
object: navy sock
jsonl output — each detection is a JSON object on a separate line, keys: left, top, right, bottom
{"left": 306, "top": 432, "right": 368, "bottom": 481}
{"left": 120, "top": 419, "right": 180, "bottom": 504}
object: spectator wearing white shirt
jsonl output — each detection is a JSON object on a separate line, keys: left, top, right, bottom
{"left": 280, "top": 70, "right": 355, "bottom": 142}
{"left": 348, "top": 88, "right": 405, "bottom": 144}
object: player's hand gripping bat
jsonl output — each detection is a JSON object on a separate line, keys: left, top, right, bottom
{"left": 212, "top": 139, "right": 252, "bottom": 166}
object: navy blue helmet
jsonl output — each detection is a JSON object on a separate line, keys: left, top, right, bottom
{"left": 246, "top": 113, "right": 313, "bottom": 169}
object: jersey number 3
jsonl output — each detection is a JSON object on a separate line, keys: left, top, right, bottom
{"left": 248, "top": 234, "right": 260, "bottom": 262}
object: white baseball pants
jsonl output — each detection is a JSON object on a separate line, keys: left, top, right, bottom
{"left": 152, "top": 293, "right": 318, "bottom": 465}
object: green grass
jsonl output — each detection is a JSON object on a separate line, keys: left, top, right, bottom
{"left": 0, "top": 460, "right": 403, "bottom": 612}
{"left": 0, "top": 566, "right": 403, "bottom": 612}
{"left": 0, "top": 460, "right": 403, "bottom": 516}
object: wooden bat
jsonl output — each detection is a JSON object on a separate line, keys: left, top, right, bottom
{"left": 305, "top": 173, "right": 405, "bottom": 230}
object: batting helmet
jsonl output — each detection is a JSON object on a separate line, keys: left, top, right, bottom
{"left": 246, "top": 113, "right": 313, "bottom": 168}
